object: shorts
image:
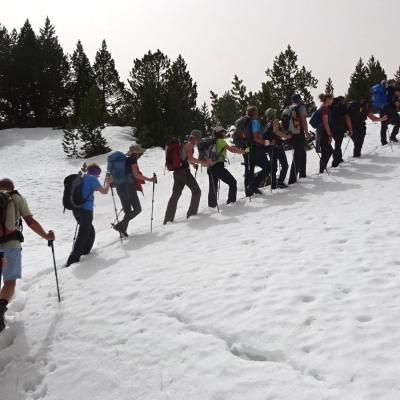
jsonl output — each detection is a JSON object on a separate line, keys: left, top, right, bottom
{"left": 0, "top": 248, "right": 22, "bottom": 281}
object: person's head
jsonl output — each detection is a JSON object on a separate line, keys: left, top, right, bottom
{"left": 127, "top": 144, "right": 146, "bottom": 159}
{"left": 333, "top": 96, "right": 345, "bottom": 106}
{"left": 0, "top": 178, "right": 14, "bottom": 191}
{"left": 291, "top": 94, "right": 302, "bottom": 105}
{"left": 265, "top": 108, "right": 277, "bottom": 121}
{"left": 189, "top": 129, "right": 202, "bottom": 144}
{"left": 319, "top": 93, "right": 333, "bottom": 106}
{"left": 387, "top": 79, "right": 396, "bottom": 87}
{"left": 213, "top": 126, "right": 226, "bottom": 139}
{"left": 246, "top": 106, "right": 258, "bottom": 119}
{"left": 86, "top": 163, "right": 102, "bottom": 177}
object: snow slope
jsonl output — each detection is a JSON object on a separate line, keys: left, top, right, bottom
{"left": 1, "top": 124, "right": 400, "bottom": 400}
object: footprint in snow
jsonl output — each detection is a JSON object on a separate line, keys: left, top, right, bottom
{"left": 356, "top": 315, "right": 372, "bottom": 323}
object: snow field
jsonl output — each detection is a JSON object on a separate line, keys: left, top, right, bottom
{"left": 0, "top": 124, "right": 400, "bottom": 399}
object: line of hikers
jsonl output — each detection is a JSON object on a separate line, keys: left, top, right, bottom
{"left": 0, "top": 81, "right": 399, "bottom": 332}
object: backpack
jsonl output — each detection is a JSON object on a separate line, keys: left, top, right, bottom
{"left": 232, "top": 116, "right": 251, "bottom": 149}
{"left": 165, "top": 138, "right": 182, "bottom": 171}
{"left": 107, "top": 151, "right": 130, "bottom": 185}
{"left": 309, "top": 109, "right": 323, "bottom": 129}
{"left": 281, "top": 105, "right": 300, "bottom": 132}
{"left": 0, "top": 192, "right": 17, "bottom": 242}
{"left": 371, "top": 83, "right": 388, "bottom": 110}
{"left": 347, "top": 101, "right": 364, "bottom": 127}
{"left": 63, "top": 174, "right": 86, "bottom": 210}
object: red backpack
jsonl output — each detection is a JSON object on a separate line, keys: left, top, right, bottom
{"left": 165, "top": 138, "right": 182, "bottom": 171}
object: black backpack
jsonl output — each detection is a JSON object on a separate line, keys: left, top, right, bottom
{"left": 281, "top": 105, "right": 299, "bottom": 132}
{"left": 63, "top": 174, "right": 86, "bottom": 210}
{"left": 232, "top": 116, "right": 251, "bottom": 149}
{"left": 347, "top": 101, "right": 364, "bottom": 127}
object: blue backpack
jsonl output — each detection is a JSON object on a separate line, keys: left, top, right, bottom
{"left": 371, "top": 83, "right": 388, "bottom": 109}
{"left": 107, "top": 151, "right": 131, "bottom": 185}
{"left": 309, "top": 109, "right": 323, "bottom": 129}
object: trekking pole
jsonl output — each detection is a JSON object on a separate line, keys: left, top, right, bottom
{"left": 217, "top": 179, "right": 220, "bottom": 201}
{"left": 270, "top": 146, "right": 274, "bottom": 194}
{"left": 111, "top": 209, "right": 124, "bottom": 227}
{"left": 71, "top": 222, "right": 79, "bottom": 251}
{"left": 48, "top": 240, "right": 61, "bottom": 303}
{"left": 310, "top": 141, "right": 330, "bottom": 175}
{"left": 194, "top": 165, "right": 199, "bottom": 179}
{"left": 109, "top": 183, "right": 123, "bottom": 243}
{"left": 342, "top": 136, "right": 351, "bottom": 158}
{"left": 150, "top": 173, "right": 156, "bottom": 233}
{"left": 210, "top": 173, "right": 220, "bottom": 213}
{"left": 389, "top": 138, "right": 394, "bottom": 153}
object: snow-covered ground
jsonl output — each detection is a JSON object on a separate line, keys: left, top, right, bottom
{"left": 1, "top": 123, "right": 400, "bottom": 400}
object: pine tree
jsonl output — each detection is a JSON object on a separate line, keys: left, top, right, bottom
{"left": 198, "top": 102, "right": 213, "bottom": 133}
{"left": 210, "top": 90, "right": 240, "bottom": 127}
{"left": 366, "top": 55, "right": 386, "bottom": 87}
{"left": 164, "top": 54, "right": 198, "bottom": 140}
{"left": 230, "top": 75, "right": 249, "bottom": 115}
{"left": 70, "top": 40, "right": 95, "bottom": 120}
{"left": 394, "top": 66, "right": 400, "bottom": 86}
{"left": 93, "top": 39, "right": 124, "bottom": 124}
{"left": 37, "top": 17, "right": 70, "bottom": 126}
{"left": 0, "top": 24, "right": 12, "bottom": 127}
{"left": 78, "top": 86, "right": 110, "bottom": 158}
{"left": 264, "top": 45, "right": 318, "bottom": 113}
{"left": 347, "top": 58, "right": 369, "bottom": 101}
{"left": 10, "top": 19, "right": 41, "bottom": 126}
{"left": 325, "top": 77, "right": 334, "bottom": 96}
{"left": 62, "top": 120, "right": 81, "bottom": 158}
{"left": 128, "top": 50, "right": 170, "bottom": 147}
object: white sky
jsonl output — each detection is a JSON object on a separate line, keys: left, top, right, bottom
{"left": 2, "top": 0, "right": 399, "bottom": 105}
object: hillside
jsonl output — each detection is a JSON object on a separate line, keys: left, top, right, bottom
{"left": 1, "top": 124, "right": 400, "bottom": 400}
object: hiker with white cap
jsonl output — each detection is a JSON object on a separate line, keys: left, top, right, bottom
{"left": 207, "top": 126, "right": 245, "bottom": 208}
{"left": 113, "top": 144, "right": 157, "bottom": 237}
{"left": 164, "top": 130, "right": 211, "bottom": 224}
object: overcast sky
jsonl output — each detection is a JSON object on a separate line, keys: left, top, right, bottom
{"left": 2, "top": 0, "right": 399, "bottom": 105}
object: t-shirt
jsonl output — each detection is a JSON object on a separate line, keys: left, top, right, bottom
{"left": 81, "top": 175, "right": 102, "bottom": 211}
{"left": 250, "top": 119, "right": 261, "bottom": 137}
{"left": 2, "top": 192, "right": 32, "bottom": 249}
{"left": 215, "top": 138, "right": 227, "bottom": 162}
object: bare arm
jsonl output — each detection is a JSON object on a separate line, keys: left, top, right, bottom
{"left": 253, "top": 132, "right": 270, "bottom": 146}
{"left": 345, "top": 114, "right": 353, "bottom": 135}
{"left": 322, "top": 113, "right": 332, "bottom": 137}
{"left": 98, "top": 176, "right": 112, "bottom": 194}
{"left": 225, "top": 143, "right": 245, "bottom": 154}
{"left": 131, "top": 164, "right": 155, "bottom": 182}
{"left": 368, "top": 112, "right": 387, "bottom": 122}
{"left": 300, "top": 116, "right": 310, "bottom": 136}
{"left": 23, "top": 215, "right": 54, "bottom": 241}
{"left": 273, "top": 120, "right": 291, "bottom": 139}
{"left": 185, "top": 143, "right": 210, "bottom": 167}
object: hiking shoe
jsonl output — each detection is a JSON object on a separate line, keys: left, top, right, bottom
{"left": 332, "top": 161, "right": 339, "bottom": 168}
{"left": 113, "top": 224, "right": 128, "bottom": 238}
{"left": 390, "top": 137, "right": 399, "bottom": 143}
{"left": 254, "top": 188, "right": 263, "bottom": 195}
{"left": 277, "top": 182, "right": 288, "bottom": 189}
{"left": 382, "top": 141, "right": 388, "bottom": 146}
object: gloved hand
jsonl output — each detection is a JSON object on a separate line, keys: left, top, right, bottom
{"left": 244, "top": 147, "right": 250, "bottom": 154}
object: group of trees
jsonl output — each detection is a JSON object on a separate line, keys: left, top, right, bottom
{"left": 1, "top": 18, "right": 400, "bottom": 156}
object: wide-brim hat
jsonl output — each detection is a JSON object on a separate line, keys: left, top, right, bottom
{"left": 213, "top": 126, "right": 226, "bottom": 134}
{"left": 128, "top": 144, "right": 145, "bottom": 155}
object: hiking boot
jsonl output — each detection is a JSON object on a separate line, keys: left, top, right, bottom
{"left": 277, "top": 182, "right": 288, "bottom": 189}
{"left": 382, "top": 141, "right": 388, "bottom": 146}
{"left": 0, "top": 300, "right": 8, "bottom": 333}
{"left": 254, "top": 188, "right": 263, "bottom": 195}
{"left": 332, "top": 161, "right": 339, "bottom": 168}
{"left": 113, "top": 223, "right": 128, "bottom": 238}
{"left": 390, "top": 137, "right": 399, "bottom": 143}
{"left": 245, "top": 186, "right": 254, "bottom": 197}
